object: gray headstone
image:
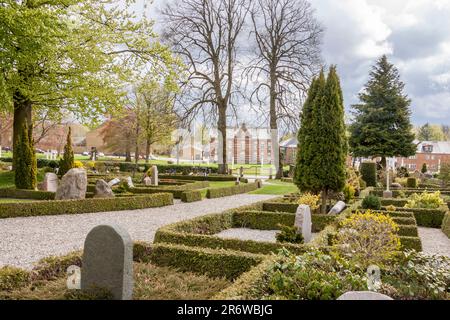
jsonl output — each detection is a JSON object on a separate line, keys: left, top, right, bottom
{"left": 94, "top": 179, "right": 114, "bottom": 198}
{"left": 108, "top": 178, "right": 121, "bottom": 187}
{"left": 150, "top": 166, "right": 158, "bottom": 186}
{"left": 125, "top": 176, "right": 134, "bottom": 188}
{"left": 81, "top": 225, "right": 133, "bottom": 300}
{"left": 337, "top": 291, "right": 393, "bottom": 300}
{"left": 42, "top": 172, "right": 59, "bottom": 192}
{"left": 143, "top": 176, "right": 152, "bottom": 186}
{"left": 383, "top": 190, "right": 393, "bottom": 198}
{"left": 390, "top": 183, "right": 402, "bottom": 190}
{"left": 328, "top": 201, "right": 346, "bottom": 215}
{"left": 55, "top": 168, "right": 87, "bottom": 200}
{"left": 255, "top": 179, "right": 263, "bottom": 188}
{"left": 294, "top": 204, "right": 312, "bottom": 243}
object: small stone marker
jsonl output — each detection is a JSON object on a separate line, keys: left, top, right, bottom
{"left": 328, "top": 201, "right": 346, "bottom": 215}
{"left": 255, "top": 179, "right": 263, "bottom": 188}
{"left": 239, "top": 166, "right": 244, "bottom": 177}
{"left": 125, "top": 176, "right": 134, "bottom": 188}
{"left": 383, "top": 190, "right": 393, "bottom": 198}
{"left": 94, "top": 179, "right": 114, "bottom": 198}
{"left": 42, "top": 172, "right": 59, "bottom": 192}
{"left": 143, "top": 176, "right": 152, "bottom": 186}
{"left": 81, "top": 225, "right": 133, "bottom": 300}
{"left": 294, "top": 204, "right": 312, "bottom": 243}
{"left": 108, "top": 178, "right": 121, "bottom": 187}
{"left": 337, "top": 291, "right": 393, "bottom": 300}
{"left": 55, "top": 168, "right": 87, "bottom": 200}
{"left": 150, "top": 166, "right": 158, "bottom": 186}
{"left": 66, "top": 265, "right": 81, "bottom": 290}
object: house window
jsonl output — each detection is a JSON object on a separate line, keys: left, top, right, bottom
{"left": 408, "top": 155, "right": 416, "bottom": 160}
{"left": 408, "top": 164, "right": 416, "bottom": 170}
{"left": 422, "top": 145, "right": 433, "bottom": 153}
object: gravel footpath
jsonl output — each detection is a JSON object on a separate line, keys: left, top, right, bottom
{"left": 418, "top": 227, "right": 450, "bottom": 257}
{"left": 0, "top": 194, "right": 277, "bottom": 269}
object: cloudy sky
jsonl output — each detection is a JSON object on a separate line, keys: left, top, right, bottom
{"left": 143, "top": 0, "right": 450, "bottom": 126}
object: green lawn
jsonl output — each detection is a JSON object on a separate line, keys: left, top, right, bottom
{"left": 0, "top": 169, "right": 46, "bottom": 189}
{"left": 249, "top": 179, "right": 298, "bottom": 195}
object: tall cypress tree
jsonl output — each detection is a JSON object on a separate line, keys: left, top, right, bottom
{"left": 295, "top": 67, "right": 347, "bottom": 213}
{"left": 59, "top": 127, "right": 74, "bottom": 177}
{"left": 349, "top": 55, "right": 416, "bottom": 166}
{"left": 14, "top": 123, "right": 37, "bottom": 189}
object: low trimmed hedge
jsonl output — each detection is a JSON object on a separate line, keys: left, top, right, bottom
{"left": 0, "top": 188, "right": 55, "bottom": 200}
{"left": 407, "top": 177, "right": 418, "bottom": 188}
{"left": 397, "top": 225, "right": 418, "bottom": 237}
{"left": 382, "top": 206, "right": 447, "bottom": 228}
{"left": 129, "top": 187, "right": 184, "bottom": 199}
{"left": 206, "top": 182, "right": 259, "bottom": 199}
{"left": 149, "top": 243, "right": 264, "bottom": 280}
{"left": 399, "top": 236, "right": 422, "bottom": 251}
{"left": 0, "top": 193, "right": 173, "bottom": 218}
{"left": 262, "top": 201, "right": 298, "bottom": 213}
{"left": 159, "top": 174, "right": 247, "bottom": 182}
{"left": 0, "top": 158, "right": 59, "bottom": 169}
{"left": 442, "top": 212, "right": 450, "bottom": 238}
{"left": 371, "top": 189, "right": 450, "bottom": 198}
{"left": 181, "top": 190, "right": 202, "bottom": 203}
{"left": 380, "top": 198, "right": 409, "bottom": 207}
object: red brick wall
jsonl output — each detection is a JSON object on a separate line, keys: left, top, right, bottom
{"left": 397, "top": 153, "right": 450, "bottom": 172}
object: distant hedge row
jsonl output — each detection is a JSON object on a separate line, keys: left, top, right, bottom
{"left": 0, "top": 193, "right": 173, "bottom": 219}
{"left": 0, "top": 188, "right": 55, "bottom": 200}
{"left": 206, "top": 182, "right": 259, "bottom": 199}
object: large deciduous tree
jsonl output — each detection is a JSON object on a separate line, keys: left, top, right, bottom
{"left": 0, "top": 0, "right": 178, "bottom": 176}
{"left": 295, "top": 67, "right": 347, "bottom": 213}
{"left": 349, "top": 55, "right": 416, "bottom": 167}
{"left": 161, "top": 0, "right": 249, "bottom": 174}
{"left": 416, "top": 123, "right": 446, "bottom": 141}
{"left": 246, "top": 0, "right": 323, "bottom": 178}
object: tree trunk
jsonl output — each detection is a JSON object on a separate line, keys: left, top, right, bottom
{"left": 217, "top": 105, "right": 228, "bottom": 174}
{"left": 321, "top": 189, "right": 328, "bottom": 214}
{"left": 13, "top": 93, "right": 33, "bottom": 169}
{"left": 145, "top": 140, "right": 151, "bottom": 163}
{"left": 269, "top": 66, "right": 282, "bottom": 179}
{"left": 125, "top": 150, "right": 131, "bottom": 162}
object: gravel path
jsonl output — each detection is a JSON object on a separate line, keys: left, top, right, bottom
{"left": 0, "top": 194, "right": 277, "bottom": 269}
{"left": 418, "top": 227, "right": 450, "bottom": 257}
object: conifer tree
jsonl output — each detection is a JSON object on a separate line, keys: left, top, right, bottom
{"left": 349, "top": 55, "right": 416, "bottom": 166}
{"left": 14, "top": 123, "right": 37, "bottom": 189}
{"left": 58, "top": 127, "right": 75, "bottom": 177}
{"left": 295, "top": 67, "right": 347, "bottom": 213}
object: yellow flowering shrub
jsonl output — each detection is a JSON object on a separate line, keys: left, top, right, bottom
{"left": 73, "top": 160, "right": 84, "bottom": 168}
{"left": 385, "top": 205, "right": 396, "bottom": 212}
{"left": 86, "top": 161, "right": 95, "bottom": 169}
{"left": 404, "top": 191, "right": 444, "bottom": 209}
{"left": 298, "top": 193, "right": 320, "bottom": 210}
{"left": 333, "top": 210, "right": 401, "bottom": 268}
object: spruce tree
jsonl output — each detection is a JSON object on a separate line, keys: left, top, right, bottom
{"left": 295, "top": 67, "right": 348, "bottom": 213}
{"left": 14, "top": 123, "right": 37, "bottom": 189}
{"left": 59, "top": 127, "right": 75, "bottom": 177}
{"left": 349, "top": 55, "right": 416, "bottom": 165}
{"left": 421, "top": 163, "right": 427, "bottom": 174}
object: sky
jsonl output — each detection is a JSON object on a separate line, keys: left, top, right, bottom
{"left": 141, "top": 0, "right": 450, "bottom": 126}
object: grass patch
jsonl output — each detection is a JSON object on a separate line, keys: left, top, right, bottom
{"left": 0, "top": 169, "right": 46, "bottom": 189}
{"left": 250, "top": 180, "right": 297, "bottom": 195}
{"left": 0, "top": 198, "right": 39, "bottom": 203}
{"left": 0, "top": 263, "right": 230, "bottom": 300}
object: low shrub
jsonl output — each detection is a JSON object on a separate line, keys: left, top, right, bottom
{"left": 333, "top": 210, "right": 401, "bottom": 268}
{"left": 275, "top": 225, "right": 304, "bottom": 244}
{"left": 32, "top": 251, "right": 83, "bottom": 281}
{"left": 0, "top": 193, "right": 173, "bottom": 218}
{"left": 404, "top": 191, "right": 445, "bottom": 209}
{"left": 441, "top": 212, "right": 450, "bottom": 238}
{"left": 399, "top": 236, "right": 422, "bottom": 251}
{"left": 297, "top": 193, "right": 320, "bottom": 211}
{"left": 0, "top": 188, "right": 55, "bottom": 200}
{"left": 149, "top": 243, "right": 264, "bottom": 280}
{"left": 406, "top": 177, "right": 418, "bottom": 188}
{"left": 343, "top": 184, "right": 355, "bottom": 202}
{"left": 262, "top": 202, "right": 298, "bottom": 213}
{"left": 385, "top": 204, "right": 397, "bottom": 212}
{"left": 387, "top": 207, "right": 446, "bottom": 228}
{"left": 206, "top": 182, "right": 258, "bottom": 199}
{"left": 361, "top": 195, "right": 381, "bottom": 210}
{"left": 0, "top": 266, "right": 30, "bottom": 291}
{"left": 181, "top": 190, "right": 202, "bottom": 203}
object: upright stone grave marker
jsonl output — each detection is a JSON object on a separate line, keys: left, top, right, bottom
{"left": 42, "top": 172, "right": 59, "bottom": 192}
{"left": 328, "top": 201, "right": 346, "bottom": 215}
{"left": 55, "top": 168, "right": 87, "bottom": 200}
{"left": 81, "top": 225, "right": 133, "bottom": 300}
{"left": 125, "top": 176, "right": 134, "bottom": 188}
{"left": 150, "top": 165, "right": 158, "bottom": 186}
{"left": 294, "top": 204, "right": 312, "bottom": 243}
{"left": 143, "top": 176, "right": 152, "bottom": 186}
{"left": 108, "top": 178, "right": 121, "bottom": 187}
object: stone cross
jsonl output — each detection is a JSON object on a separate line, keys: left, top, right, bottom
{"left": 150, "top": 165, "right": 158, "bottom": 186}
{"left": 81, "top": 225, "right": 133, "bottom": 300}
{"left": 294, "top": 204, "right": 312, "bottom": 243}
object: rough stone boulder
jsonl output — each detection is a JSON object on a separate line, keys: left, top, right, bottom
{"left": 55, "top": 168, "right": 87, "bottom": 200}
{"left": 94, "top": 179, "right": 115, "bottom": 198}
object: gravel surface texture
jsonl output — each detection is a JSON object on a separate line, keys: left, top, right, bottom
{"left": 0, "top": 194, "right": 277, "bottom": 269}
{"left": 418, "top": 227, "right": 450, "bottom": 257}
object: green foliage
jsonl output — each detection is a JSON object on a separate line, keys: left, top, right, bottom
{"left": 349, "top": 55, "right": 416, "bottom": 159}
{"left": 441, "top": 212, "right": 450, "bottom": 238}
{"left": 0, "top": 193, "right": 173, "bottom": 218}
{"left": 0, "top": 267, "right": 30, "bottom": 291}
{"left": 360, "top": 162, "right": 377, "bottom": 187}
{"left": 439, "top": 162, "right": 450, "bottom": 185}
{"left": 13, "top": 123, "right": 37, "bottom": 189}
{"left": 295, "top": 67, "right": 347, "bottom": 206}
{"left": 404, "top": 191, "right": 444, "bottom": 209}
{"left": 421, "top": 163, "right": 427, "bottom": 174}
{"left": 397, "top": 166, "right": 409, "bottom": 178}
{"left": 267, "top": 249, "right": 367, "bottom": 300}
{"left": 0, "top": 188, "right": 55, "bottom": 200}
{"left": 58, "top": 127, "right": 74, "bottom": 177}
{"left": 361, "top": 195, "right": 381, "bottom": 210}
{"left": 262, "top": 201, "right": 298, "bottom": 213}
{"left": 276, "top": 225, "right": 304, "bottom": 244}
{"left": 390, "top": 207, "right": 446, "bottom": 228}
{"left": 180, "top": 190, "right": 202, "bottom": 202}
{"left": 149, "top": 243, "right": 264, "bottom": 280}
{"left": 416, "top": 123, "right": 446, "bottom": 141}
{"left": 206, "top": 182, "right": 259, "bottom": 199}
{"left": 343, "top": 184, "right": 355, "bottom": 202}
{"left": 346, "top": 167, "right": 360, "bottom": 192}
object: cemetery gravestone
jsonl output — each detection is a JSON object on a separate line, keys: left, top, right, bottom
{"left": 143, "top": 176, "right": 152, "bottom": 186}
{"left": 125, "top": 176, "right": 134, "bottom": 188}
{"left": 328, "top": 201, "right": 346, "bottom": 215}
{"left": 81, "top": 225, "right": 133, "bottom": 300}
{"left": 94, "top": 179, "right": 114, "bottom": 198}
{"left": 294, "top": 204, "right": 312, "bottom": 243}
{"left": 150, "top": 166, "right": 158, "bottom": 186}
{"left": 42, "top": 173, "right": 59, "bottom": 192}
{"left": 108, "top": 178, "right": 121, "bottom": 187}
{"left": 55, "top": 168, "right": 87, "bottom": 200}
